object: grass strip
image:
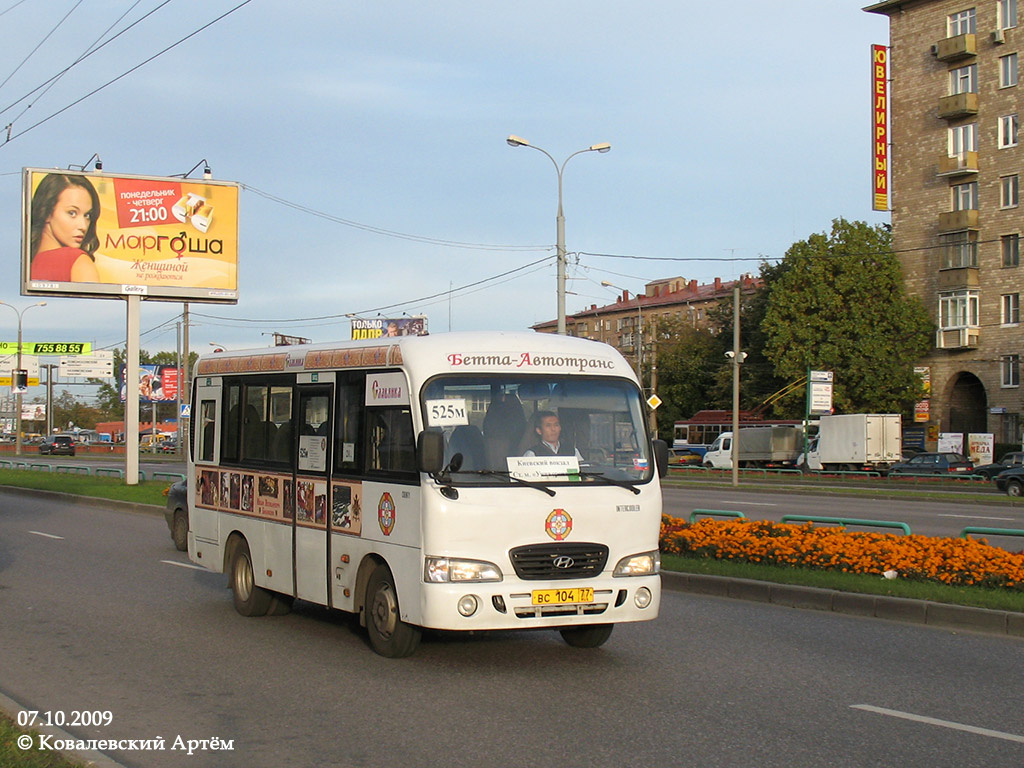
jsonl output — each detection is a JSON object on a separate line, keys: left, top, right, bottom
{"left": 662, "top": 553, "right": 1024, "bottom": 613}
{"left": 0, "top": 713, "right": 86, "bottom": 768}
{"left": 0, "top": 469, "right": 169, "bottom": 507}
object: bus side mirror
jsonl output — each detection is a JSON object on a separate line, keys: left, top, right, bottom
{"left": 653, "top": 439, "right": 669, "bottom": 478}
{"left": 417, "top": 429, "right": 445, "bottom": 474}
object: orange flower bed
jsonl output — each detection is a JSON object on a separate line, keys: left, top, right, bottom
{"left": 660, "top": 515, "right": 1024, "bottom": 590}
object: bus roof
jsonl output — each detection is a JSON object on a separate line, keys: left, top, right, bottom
{"left": 194, "top": 331, "right": 638, "bottom": 384}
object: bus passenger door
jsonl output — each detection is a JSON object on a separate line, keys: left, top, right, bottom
{"left": 293, "top": 385, "right": 332, "bottom": 605}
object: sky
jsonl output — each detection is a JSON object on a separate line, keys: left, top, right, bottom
{"left": 0, "top": 1, "right": 891, "bottom": 375}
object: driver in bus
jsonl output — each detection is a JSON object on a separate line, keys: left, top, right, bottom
{"left": 523, "top": 411, "right": 582, "bottom": 459}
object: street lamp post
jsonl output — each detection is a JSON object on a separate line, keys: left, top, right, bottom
{"left": 507, "top": 135, "right": 611, "bottom": 335}
{"left": 0, "top": 301, "right": 47, "bottom": 456}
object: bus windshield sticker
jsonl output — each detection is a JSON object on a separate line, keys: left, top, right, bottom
{"left": 507, "top": 456, "right": 580, "bottom": 481}
{"left": 425, "top": 398, "right": 469, "bottom": 427}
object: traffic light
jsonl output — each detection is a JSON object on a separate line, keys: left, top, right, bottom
{"left": 12, "top": 369, "right": 27, "bottom": 394}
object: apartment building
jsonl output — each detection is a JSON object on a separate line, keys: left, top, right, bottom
{"left": 532, "top": 275, "right": 760, "bottom": 367}
{"left": 867, "top": 0, "right": 1023, "bottom": 442}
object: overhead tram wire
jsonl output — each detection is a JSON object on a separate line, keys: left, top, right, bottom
{"left": 2, "top": 0, "right": 163, "bottom": 126}
{"left": 0, "top": 0, "right": 32, "bottom": 18}
{"left": 188, "top": 254, "right": 555, "bottom": 327}
{"left": 0, "top": 0, "right": 83, "bottom": 93}
{"left": 241, "top": 184, "right": 550, "bottom": 252}
{"left": 2, "top": 0, "right": 255, "bottom": 145}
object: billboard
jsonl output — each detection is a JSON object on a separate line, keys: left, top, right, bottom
{"left": 22, "top": 168, "right": 239, "bottom": 303}
{"left": 119, "top": 365, "right": 181, "bottom": 404}
{"left": 350, "top": 316, "right": 428, "bottom": 340}
{"left": 871, "top": 45, "right": 889, "bottom": 212}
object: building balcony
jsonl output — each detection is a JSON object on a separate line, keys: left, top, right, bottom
{"left": 934, "top": 33, "right": 977, "bottom": 61}
{"left": 938, "top": 209, "right": 979, "bottom": 231}
{"left": 938, "top": 92, "right": 979, "bottom": 119}
{"left": 936, "top": 327, "right": 980, "bottom": 349}
{"left": 937, "top": 152, "right": 979, "bottom": 177}
{"left": 937, "top": 266, "right": 979, "bottom": 290}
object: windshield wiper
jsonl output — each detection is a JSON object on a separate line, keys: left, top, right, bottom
{"left": 579, "top": 471, "right": 641, "bottom": 495}
{"left": 451, "top": 469, "right": 556, "bottom": 497}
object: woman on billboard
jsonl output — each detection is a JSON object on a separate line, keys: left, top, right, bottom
{"left": 29, "top": 173, "right": 101, "bottom": 282}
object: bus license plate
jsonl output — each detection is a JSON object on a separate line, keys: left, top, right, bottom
{"left": 531, "top": 587, "right": 594, "bottom": 606}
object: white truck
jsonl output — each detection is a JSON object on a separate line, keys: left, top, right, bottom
{"left": 702, "top": 425, "right": 804, "bottom": 469}
{"left": 799, "top": 413, "right": 901, "bottom": 472}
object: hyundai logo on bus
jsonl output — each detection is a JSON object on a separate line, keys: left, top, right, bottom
{"left": 553, "top": 556, "right": 575, "bottom": 570}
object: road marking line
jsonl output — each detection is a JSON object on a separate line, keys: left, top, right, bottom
{"left": 160, "top": 559, "right": 207, "bottom": 572}
{"left": 851, "top": 704, "right": 1024, "bottom": 744}
{"left": 938, "top": 514, "right": 1015, "bottom": 521}
{"left": 714, "top": 500, "right": 778, "bottom": 507}
{"left": 28, "top": 530, "right": 64, "bottom": 540}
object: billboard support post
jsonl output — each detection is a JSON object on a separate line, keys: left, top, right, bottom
{"left": 125, "top": 295, "right": 140, "bottom": 485}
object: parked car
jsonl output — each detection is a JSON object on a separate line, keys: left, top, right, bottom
{"left": 164, "top": 479, "right": 189, "bottom": 551}
{"left": 972, "top": 451, "right": 1024, "bottom": 479}
{"left": 38, "top": 434, "right": 76, "bottom": 456}
{"left": 887, "top": 451, "right": 974, "bottom": 475}
{"left": 995, "top": 467, "right": 1024, "bottom": 497}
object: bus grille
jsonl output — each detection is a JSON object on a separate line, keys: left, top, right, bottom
{"left": 509, "top": 543, "right": 609, "bottom": 580}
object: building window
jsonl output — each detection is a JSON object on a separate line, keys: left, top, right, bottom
{"left": 999, "top": 0, "right": 1018, "bottom": 29}
{"left": 1001, "top": 53, "right": 1019, "bottom": 87}
{"left": 940, "top": 231, "right": 978, "bottom": 267}
{"left": 950, "top": 64, "right": 978, "bottom": 94}
{"left": 948, "top": 123, "right": 978, "bottom": 156}
{"left": 938, "top": 289, "right": 979, "bottom": 329}
{"left": 1002, "top": 175, "right": 1021, "bottom": 207}
{"left": 1003, "top": 234, "right": 1021, "bottom": 266}
{"left": 949, "top": 8, "right": 977, "bottom": 35}
{"left": 1003, "top": 293, "right": 1021, "bottom": 324}
{"left": 999, "top": 114, "right": 1019, "bottom": 147}
{"left": 952, "top": 181, "right": 979, "bottom": 210}
{"left": 1003, "top": 354, "right": 1021, "bottom": 387}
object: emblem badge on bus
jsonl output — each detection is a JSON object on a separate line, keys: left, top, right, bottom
{"left": 378, "top": 491, "right": 396, "bottom": 536}
{"left": 545, "top": 509, "right": 572, "bottom": 541}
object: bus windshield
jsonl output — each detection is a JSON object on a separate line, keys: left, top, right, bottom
{"left": 421, "top": 374, "right": 652, "bottom": 485}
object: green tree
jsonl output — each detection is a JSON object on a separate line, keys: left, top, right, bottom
{"left": 53, "top": 391, "right": 103, "bottom": 431}
{"left": 762, "top": 218, "right": 933, "bottom": 414}
{"left": 651, "top": 317, "right": 721, "bottom": 436}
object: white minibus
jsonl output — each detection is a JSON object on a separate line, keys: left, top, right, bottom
{"left": 188, "top": 331, "right": 668, "bottom": 656}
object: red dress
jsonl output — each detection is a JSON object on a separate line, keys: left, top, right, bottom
{"left": 30, "top": 247, "right": 88, "bottom": 281}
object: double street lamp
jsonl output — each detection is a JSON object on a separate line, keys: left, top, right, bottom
{"left": 0, "top": 301, "right": 47, "bottom": 456}
{"left": 507, "top": 135, "right": 611, "bottom": 334}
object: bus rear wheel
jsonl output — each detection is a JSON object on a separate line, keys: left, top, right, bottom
{"left": 230, "top": 539, "right": 273, "bottom": 617}
{"left": 365, "top": 563, "right": 421, "bottom": 658}
{"left": 559, "top": 623, "right": 614, "bottom": 648}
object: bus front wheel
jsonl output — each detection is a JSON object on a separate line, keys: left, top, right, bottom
{"left": 365, "top": 563, "right": 421, "bottom": 658}
{"left": 560, "top": 623, "right": 614, "bottom": 648}
{"left": 230, "top": 538, "right": 273, "bottom": 617}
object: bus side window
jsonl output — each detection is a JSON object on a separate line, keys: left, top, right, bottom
{"left": 199, "top": 400, "right": 216, "bottom": 463}
{"left": 222, "top": 384, "right": 241, "bottom": 462}
{"left": 334, "top": 376, "right": 363, "bottom": 474}
{"left": 367, "top": 408, "right": 415, "bottom": 476}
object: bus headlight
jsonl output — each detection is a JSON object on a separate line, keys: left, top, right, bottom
{"left": 613, "top": 551, "right": 661, "bottom": 577}
{"left": 424, "top": 557, "right": 503, "bottom": 583}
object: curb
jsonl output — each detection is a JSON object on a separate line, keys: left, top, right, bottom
{"left": 661, "top": 570, "right": 1024, "bottom": 639}
{"left": 0, "top": 484, "right": 164, "bottom": 516}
